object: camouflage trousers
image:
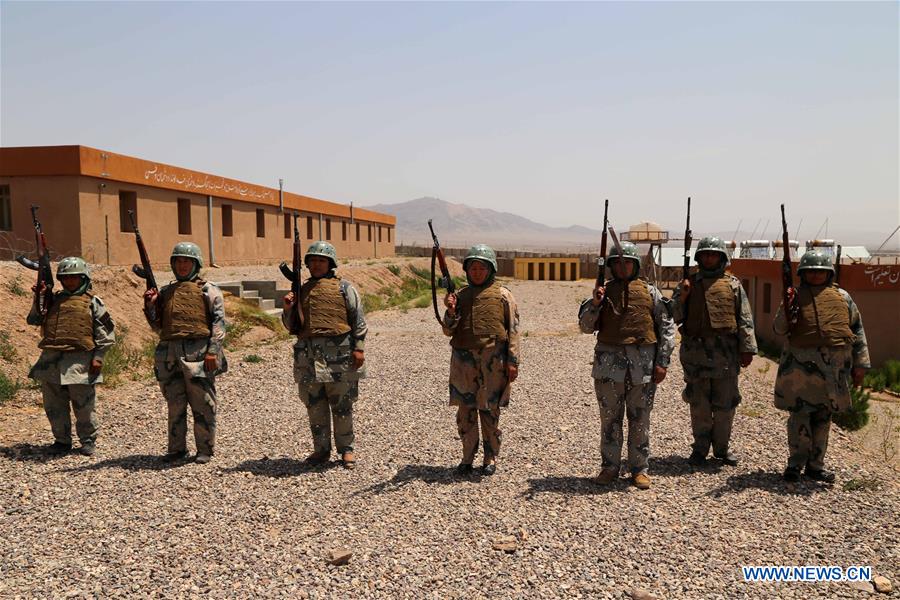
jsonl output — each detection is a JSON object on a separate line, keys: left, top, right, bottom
{"left": 595, "top": 375, "right": 655, "bottom": 474}
{"left": 449, "top": 344, "right": 511, "bottom": 410}
{"left": 683, "top": 375, "right": 740, "bottom": 455}
{"left": 457, "top": 405, "right": 502, "bottom": 464}
{"left": 786, "top": 402, "right": 832, "bottom": 471}
{"left": 40, "top": 382, "right": 98, "bottom": 445}
{"left": 162, "top": 377, "right": 217, "bottom": 456}
{"left": 300, "top": 381, "right": 357, "bottom": 454}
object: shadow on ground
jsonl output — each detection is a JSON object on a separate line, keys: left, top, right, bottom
{"left": 60, "top": 453, "right": 190, "bottom": 472}
{"left": 1, "top": 443, "right": 79, "bottom": 463}
{"left": 224, "top": 456, "right": 342, "bottom": 477}
{"left": 355, "top": 464, "right": 474, "bottom": 496}
{"left": 522, "top": 475, "right": 625, "bottom": 499}
{"left": 702, "top": 469, "right": 833, "bottom": 498}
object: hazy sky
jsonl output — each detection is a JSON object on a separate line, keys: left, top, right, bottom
{"left": 2, "top": 1, "right": 897, "bottom": 245}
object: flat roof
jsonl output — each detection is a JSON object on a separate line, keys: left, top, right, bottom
{"left": 0, "top": 145, "right": 395, "bottom": 225}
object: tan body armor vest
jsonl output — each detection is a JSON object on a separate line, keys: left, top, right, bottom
{"left": 451, "top": 281, "right": 508, "bottom": 350}
{"left": 595, "top": 279, "right": 657, "bottom": 345}
{"left": 790, "top": 284, "right": 854, "bottom": 348}
{"left": 40, "top": 293, "right": 95, "bottom": 352}
{"left": 160, "top": 280, "right": 210, "bottom": 341}
{"left": 683, "top": 275, "right": 738, "bottom": 337}
{"left": 297, "top": 276, "right": 352, "bottom": 338}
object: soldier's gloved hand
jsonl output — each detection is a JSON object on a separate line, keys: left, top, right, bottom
{"left": 89, "top": 359, "right": 102, "bottom": 379}
{"left": 143, "top": 288, "right": 159, "bottom": 307}
{"left": 204, "top": 353, "right": 218, "bottom": 373}
{"left": 740, "top": 353, "right": 754, "bottom": 368}
{"left": 652, "top": 366, "right": 667, "bottom": 384}
{"left": 31, "top": 281, "right": 47, "bottom": 294}
{"left": 444, "top": 293, "right": 458, "bottom": 316}
{"left": 679, "top": 279, "right": 691, "bottom": 304}
{"left": 352, "top": 349, "right": 365, "bottom": 370}
{"left": 283, "top": 292, "right": 295, "bottom": 308}
{"left": 591, "top": 285, "right": 605, "bottom": 307}
{"left": 852, "top": 367, "right": 866, "bottom": 388}
{"left": 506, "top": 363, "right": 518, "bottom": 383}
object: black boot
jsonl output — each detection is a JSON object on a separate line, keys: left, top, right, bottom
{"left": 688, "top": 450, "right": 707, "bottom": 466}
{"left": 161, "top": 450, "right": 188, "bottom": 463}
{"left": 714, "top": 450, "right": 739, "bottom": 466}
{"left": 783, "top": 466, "right": 801, "bottom": 482}
{"left": 456, "top": 462, "right": 473, "bottom": 475}
{"left": 805, "top": 467, "right": 835, "bottom": 483}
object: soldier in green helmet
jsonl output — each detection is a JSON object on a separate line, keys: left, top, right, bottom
{"left": 442, "top": 244, "right": 520, "bottom": 476}
{"left": 579, "top": 241, "right": 674, "bottom": 489}
{"left": 282, "top": 241, "right": 367, "bottom": 469}
{"left": 143, "top": 242, "right": 227, "bottom": 464}
{"left": 773, "top": 249, "right": 869, "bottom": 483}
{"left": 27, "top": 257, "right": 116, "bottom": 456}
{"left": 672, "top": 236, "right": 757, "bottom": 467}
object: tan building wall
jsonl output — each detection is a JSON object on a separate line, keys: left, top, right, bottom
{"left": 1, "top": 145, "right": 395, "bottom": 265}
{"left": 0, "top": 175, "right": 83, "bottom": 259}
{"left": 730, "top": 258, "right": 900, "bottom": 368}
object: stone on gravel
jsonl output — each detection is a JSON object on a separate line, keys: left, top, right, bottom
{"left": 492, "top": 536, "right": 518, "bottom": 553}
{"left": 628, "top": 589, "right": 657, "bottom": 600}
{"left": 848, "top": 580, "right": 875, "bottom": 593}
{"left": 874, "top": 576, "right": 893, "bottom": 593}
{"left": 326, "top": 548, "right": 353, "bottom": 566}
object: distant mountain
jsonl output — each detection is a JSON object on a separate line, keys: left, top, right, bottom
{"left": 364, "top": 197, "right": 605, "bottom": 251}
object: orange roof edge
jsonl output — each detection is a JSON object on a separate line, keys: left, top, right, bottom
{"left": 1, "top": 145, "right": 396, "bottom": 225}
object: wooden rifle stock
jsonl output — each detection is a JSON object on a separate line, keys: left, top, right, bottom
{"left": 780, "top": 204, "right": 797, "bottom": 323}
{"left": 279, "top": 212, "right": 304, "bottom": 332}
{"left": 15, "top": 205, "right": 54, "bottom": 316}
{"left": 128, "top": 210, "right": 157, "bottom": 292}
{"left": 428, "top": 219, "right": 455, "bottom": 325}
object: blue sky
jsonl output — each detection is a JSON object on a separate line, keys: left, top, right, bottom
{"left": 2, "top": 1, "right": 897, "bottom": 245}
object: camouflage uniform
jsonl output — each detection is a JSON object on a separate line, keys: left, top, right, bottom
{"left": 579, "top": 278, "right": 675, "bottom": 476}
{"left": 27, "top": 259, "right": 115, "bottom": 450}
{"left": 282, "top": 248, "right": 367, "bottom": 457}
{"left": 672, "top": 272, "right": 757, "bottom": 460}
{"left": 442, "top": 246, "right": 520, "bottom": 467}
{"left": 146, "top": 244, "right": 227, "bottom": 458}
{"left": 774, "top": 284, "right": 869, "bottom": 473}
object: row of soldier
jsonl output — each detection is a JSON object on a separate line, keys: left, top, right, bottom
{"left": 23, "top": 236, "right": 869, "bottom": 485}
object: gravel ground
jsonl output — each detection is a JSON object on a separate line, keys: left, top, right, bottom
{"left": 1, "top": 280, "right": 897, "bottom": 599}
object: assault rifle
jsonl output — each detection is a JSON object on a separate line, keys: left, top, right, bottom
{"left": 128, "top": 210, "right": 157, "bottom": 292}
{"left": 780, "top": 204, "right": 798, "bottom": 323}
{"left": 593, "top": 200, "right": 610, "bottom": 329}
{"left": 608, "top": 225, "right": 628, "bottom": 309}
{"left": 835, "top": 244, "right": 842, "bottom": 285}
{"left": 683, "top": 197, "right": 692, "bottom": 281}
{"left": 279, "top": 211, "right": 304, "bottom": 332}
{"left": 428, "top": 219, "right": 456, "bottom": 325}
{"left": 15, "top": 205, "right": 54, "bottom": 317}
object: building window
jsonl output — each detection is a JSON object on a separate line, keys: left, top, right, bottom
{"left": 367, "top": 224, "right": 372, "bottom": 241}
{"left": 256, "top": 209, "right": 266, "bottom": 238}
{"left": 763, "top": 282, "right": 772, "bottom": 314}
{"left": 177, "top": 198, "right": 192, "bottom": 235}
{"left": 356, "top": 222, "right": 361, "bottom": 242}
{"left": 307, "top": 216, "right": 314, "bottom": 240}
{"left": 326, "top": 218, "right": 332, "bottom": 240}
{"left": 284, "top": 215, "right": 291, "bottom": 239}
{"left": 342, "top": 221, "right": 347, "bottom": 241}
{"left": 388, "top": 227, "right": 392, "bottom": 243}
{"left": 0, "top": 185, "right": 11, "bottom": 231}
{"left": 378, "top": 225, "right": 383, "bottom": 243}
{"left": 222, "top": 205, "right": 233, "bottom": 237}
{"left": 549, "top": 263, "right": 556, "bottom": 280}
{"left": 119, "top": 191, "right": 137, "bottom": 232}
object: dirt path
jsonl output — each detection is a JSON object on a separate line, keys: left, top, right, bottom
{"left": 1, "top": 280, "right": 896, "bottom": 598}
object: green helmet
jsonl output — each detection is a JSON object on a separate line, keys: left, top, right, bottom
{"left": 797, "top": 250, "right": 835, "bottom": 274}
{"left": 56, "top": 256, "right": 90, "bottom": 280}
{"left": 463, "top": 244, "right": 498, "bottom": 272}
{"left": 170, "top": 242, "right": 204, "bottom": 268}
{"left": 607, "top": 242, "right": 641, "bottom": 277}
{"left": 304, "top": 241, "right": 338, "bottom": 269}
{"left": 694, "top": 236, "right": 730, "bottom": 264}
